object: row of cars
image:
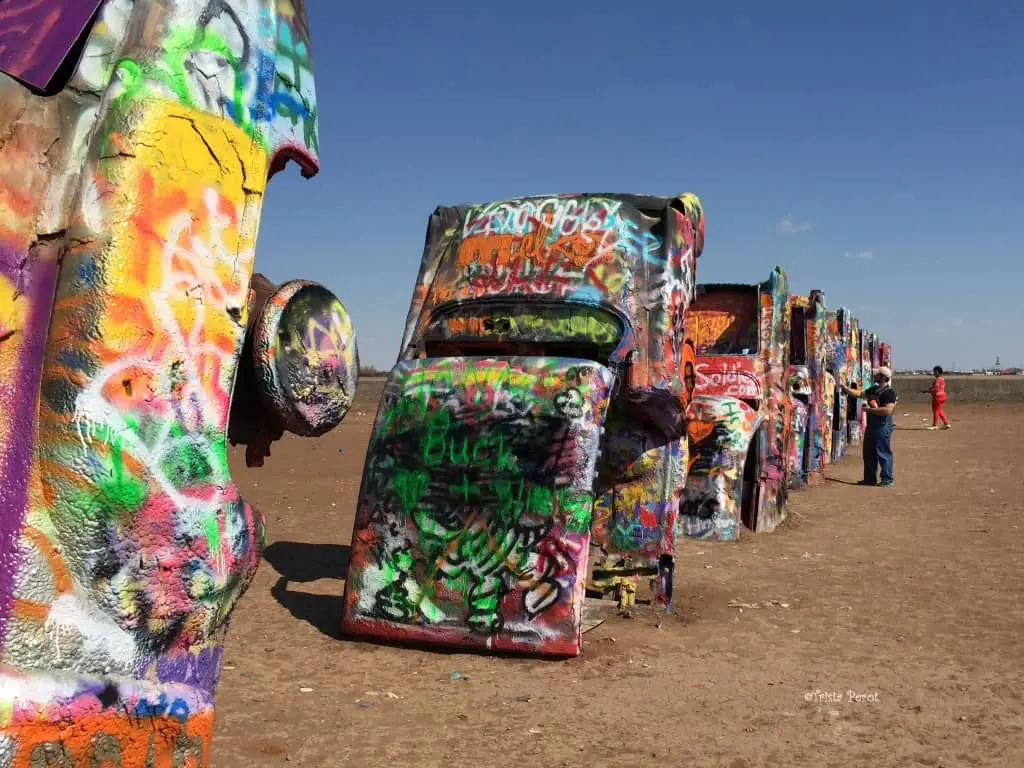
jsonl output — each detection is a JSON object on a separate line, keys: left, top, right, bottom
{"left": 683, "top": 268, "right": 893, "bottom": 544}
{"left": 339, "top": 192, "right": 892, "bottom": 657}
{"left": 0, "top": 3, "right": 886, "bottom": 759}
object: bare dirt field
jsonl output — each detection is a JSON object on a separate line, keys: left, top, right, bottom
{"left": 214, "top": 382, "right": 1024, "bottom": 767}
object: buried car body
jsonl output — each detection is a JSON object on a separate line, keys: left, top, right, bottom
{"left": 340, "top": 192, "right": 706, "bottom": 655}
{"left": 681, "top": 266, "right": 795, "bottom": 541}
{"left": 786, "top": 290, "right": 828, "bottom": 489}
{"left": 0, "top": 1, "right": 356, "bottom": 765}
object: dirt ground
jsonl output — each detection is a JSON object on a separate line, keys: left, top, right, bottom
{"left": 213, "top": 382, "right": 1024, "bottom": 767}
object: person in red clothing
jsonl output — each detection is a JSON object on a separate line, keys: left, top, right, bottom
{"left": 923, "top": 365, "right": 950, "bottom": 430}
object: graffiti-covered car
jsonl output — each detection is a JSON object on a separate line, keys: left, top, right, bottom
{"left": 341, "top": 193, "right": 706, "bottom": 656}
{"left": 786, "top": 290, "right": 828, "bottom": 488}
{"left": 825, "top": 308, "right": 853, "bottom": 461}
{"left": 681, "top": 266, "right": 794, "bottom": 540}
{"left": 855, "top": 328, "right": 876, "bottom": 440}
{"left": 845, "top": 313, "right": 865, "bottom": 445}
{"left": 0, "top": 2, "right": 356, "bottom": 766}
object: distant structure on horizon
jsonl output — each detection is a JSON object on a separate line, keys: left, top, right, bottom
{"left": 895, "top": 366, "right": 1023, "bottom": 376}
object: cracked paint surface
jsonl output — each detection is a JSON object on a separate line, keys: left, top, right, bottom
{"left": 0, "top": 2, "right": 351, "bottom": 766}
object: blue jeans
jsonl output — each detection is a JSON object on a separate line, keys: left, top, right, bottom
{"left": 863, "top": 427, "right": 893, "bottom": 484}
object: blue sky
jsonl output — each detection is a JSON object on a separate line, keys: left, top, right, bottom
{"left": 255, "top": 0, "right": 1022, "bottom": 371}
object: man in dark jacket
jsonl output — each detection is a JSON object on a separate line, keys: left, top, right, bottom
{"left": 841, "top": 366, "right": 898, "bottom": 486}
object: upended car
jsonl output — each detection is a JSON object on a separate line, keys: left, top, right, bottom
{"left": 340, "top": 192, "right": 706, "bottom": 656}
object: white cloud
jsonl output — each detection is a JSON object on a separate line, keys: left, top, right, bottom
{"left": 843, "top": 249, "right": 873, "bottom": 260}
{"left": 776, "top": 215, "right": 811, "bottom": 235}
{"left": 935, "top": 327, "right": 948, "bottom": 334}
{"left": 951, "top": 317, "right": 963, "bottom": 327}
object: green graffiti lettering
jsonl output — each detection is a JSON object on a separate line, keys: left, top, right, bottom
{"left": 526, "top": 485, "right": 554, "bottom": 518}
{"left": 394, "top": 469, "right": 428, "bottom": 514}
{"left": 448, "top": 435, "right": 470, "bottom": 465}
{"left": 470, "top": 435, "right": 492, "bottom": 464}
{"left": 493, "top": 476, "right": 525, "bottom": 525}
{"left": 494, "top": 435, "right": 515, "bottom": 472}
{"left": 448, "top": 475, "right": 481, "bottom": 504}
{"left": 421, "top": 410, "right": 450, "bottom": 466}
{"left": 559, "top": 488, "right": 593, "bottom": 533}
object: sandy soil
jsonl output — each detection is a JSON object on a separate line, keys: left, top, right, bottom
{"left": 213, "top": 383, "right": 1024, "bottom": 767}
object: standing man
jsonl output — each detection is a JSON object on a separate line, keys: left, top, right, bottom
{"left": 841, "top": 366, "right": 897, "bottom": 486}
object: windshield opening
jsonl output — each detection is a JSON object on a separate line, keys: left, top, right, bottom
{"left": 691, "top": 288, "right": 759, "bottom": 356}
{"left": 790, "top": 306, "right": 807, "bottom": 365}
{"left": 420, "top": 301, "right": 624, "bottom": 362}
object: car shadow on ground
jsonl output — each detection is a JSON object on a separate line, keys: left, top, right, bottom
{"left": 263, "top": 541, "right": 350, "bottom": 639}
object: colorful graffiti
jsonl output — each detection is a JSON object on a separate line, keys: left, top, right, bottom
{"left": 682, "top": 395, "right": 760, "bottom": 540}
{"left": 822, "top": 309, "right": 893, "bottom": 465}
{"left": 822, "top": 369, "right": 836, "bottom": 465}
{"left": 588, "top": 196, "right": 704, "bottom": 611}
{"left": 846, "top": 313, "right": 864, "bottom": 445}
{"left": 787, "top": 370, "right": 810, "bottom": 487}
{"left": 805, "top": 292, "right": 829, "bottom": 484}
{"left": 343, "top": 357, "right": 613, "bottom": 657}
{"left": 754, "top": 269, "right": 792, "bottom": 531}
{"left": 0, "top": 0, "right": 104, "bottom": 92}
{"left": 693, "top": 356, "right": 762, "bottom": 400}
{"left": 590, "top": 402, "right": 688, "bottom": 610}
{"left": 786, "top": 291, "right": 828, "bottom": 488}
{"left": 401, "top": 193, "right": 704, "bottom": 382}
{"left": 403, "top": 196, "right": 644, "bottom": 334}
{"left": 345, "top": 194, "right": 706, "bottom": 650}
{"left": 685, "top": 278, "right": 892, "bottom": 543}
{"left": 683, "top": 267, "right": 793, "bottom": 540}
{"left": 819, "top": 312, "right": 897, "bottom": 476}
{"left": 0, "top": 1, "right": 352, "bottom": 765}
{"left": 230, "top": 276, "right": 358, "bottom": 466}
{"left": 826, "top": 309, "right": 851, "bottom": 462}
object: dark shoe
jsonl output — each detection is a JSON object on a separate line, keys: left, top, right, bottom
{"left": 857, "top": 480, "right": 877, "bottom": 486}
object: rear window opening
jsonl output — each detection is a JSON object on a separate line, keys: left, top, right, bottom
{"left": 422, "top": 340, "right": 609, "bottom": 361}
{"left": 790, "top": 305, "right": 807, "bottom": 365}
{"left": 691, "top": 285, "right": 759, "bottom": 356}
{"left": 419, "top": 301, "right": 624, "bottom": 363}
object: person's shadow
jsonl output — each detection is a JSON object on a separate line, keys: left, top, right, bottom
{"left": 263, "top": 541, "right": 350, "bottom": 638}
{"left": 825, "top": 477, "right": 871, "bottom": 486}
